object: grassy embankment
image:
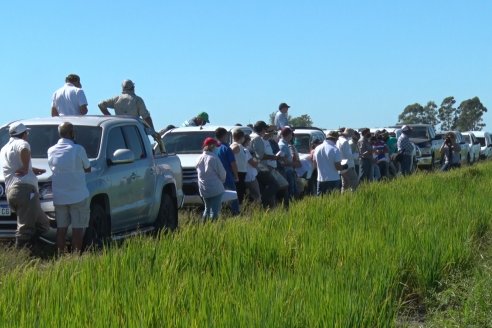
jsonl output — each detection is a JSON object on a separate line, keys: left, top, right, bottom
{"left": 1, "top": 163, "right": 491, "bottom": 327}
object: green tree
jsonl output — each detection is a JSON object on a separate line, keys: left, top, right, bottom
{"left": 398, "top": 102, "right": 438, "bottom": 128}
{"left": 454, "top": 97, "right": 488, "bottom": 131}
{"left": 438, "top": 96, "right": 457, "bottom": 131}
{"left": 290, "top": 114, "right": 313, "bottom": 127}
{"left": 269, "top": 112, "right": 313, "bottom": 127}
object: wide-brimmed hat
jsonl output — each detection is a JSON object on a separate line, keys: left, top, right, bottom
{"left": 9, "top": 122, "right": 30, "bottom": 136}
{"left": 401, "top": 125, "right": 412, "bottom": 132}
{"left": 342, "top": 128, "right": 354, "bottom": 136}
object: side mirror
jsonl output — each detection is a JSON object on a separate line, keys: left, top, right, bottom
{"left": 109, "top": 149, "right": 135, "bottom": 165}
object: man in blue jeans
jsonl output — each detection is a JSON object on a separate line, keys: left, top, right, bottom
{"left": 215, "top": 127, "right": 240, "bottom": 215}
{"left": 313, "top": 131, "right": 347, "bottom": 195}
{"left": 397, "top": 125, "right": 415, "bottom": 175}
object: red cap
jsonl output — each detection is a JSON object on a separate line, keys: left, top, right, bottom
{"left": 202, "top": 137, "right": 218, "bottom": 148}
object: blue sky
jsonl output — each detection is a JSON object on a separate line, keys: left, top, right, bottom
{"left": 1, "top": 1, "right": 490, "bottom": 130}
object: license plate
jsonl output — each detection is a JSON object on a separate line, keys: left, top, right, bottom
{"left": 0, "top": 205, "right": 11, "bottom": 216}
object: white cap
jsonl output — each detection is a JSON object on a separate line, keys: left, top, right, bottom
{"left": 401, "top": 125, "right": 411, "bottom": 132}
{"left": 9, "top": 122, "right": 30, "bottom": 136}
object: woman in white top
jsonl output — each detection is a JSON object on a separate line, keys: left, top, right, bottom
{"left": 196, "top": 137, "right": 226, "bottom": 220}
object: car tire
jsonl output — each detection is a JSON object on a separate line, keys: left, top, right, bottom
{"left": 83, "top": 202, "right": 110, "bottom": 250}
{"left": 154, "top": 192, "right": 178, "bottom": 233}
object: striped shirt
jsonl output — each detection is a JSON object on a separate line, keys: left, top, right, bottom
{"left": 397, "top": 133, "right": 414, "bottom": 154}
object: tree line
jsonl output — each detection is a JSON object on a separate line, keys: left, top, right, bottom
{"left": 397, "top": 96, "right": 488, "bottom": 131}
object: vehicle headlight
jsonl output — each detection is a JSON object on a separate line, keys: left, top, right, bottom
{"left": 39, "top": 182, "right": 53, "bottom": 200}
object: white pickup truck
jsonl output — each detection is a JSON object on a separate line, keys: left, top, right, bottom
{"left": 0, "top": 116, "right": 183, "bottom": 243}
{"left": 161, "top": 125, "right": 252, "bottom": 206}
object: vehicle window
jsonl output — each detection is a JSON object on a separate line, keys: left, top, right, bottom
{"left": 0, "top": 125, "right": 102, "bottom": 159}
{"left": 122, "top": 125, "right": 146, "bottom": 159}
{"left": 106, "top": 127, "right": 126, "bottom": 158}
{"left": 477, "top": 137, "right": 485, "bottom": 147}
{"left": 293, "top": 134, "right": 311, "bottom": 154}
{"left": 163, "top": 131, "right": 216, "bottom": 154}
{"left": 411, "top": 127, "right": 429, "bottom": 139}
{"left": 463, "top": 135, "right": 471, "bottom": 144}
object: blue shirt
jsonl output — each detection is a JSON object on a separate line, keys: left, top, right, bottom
{"left": 217, "top": 142, "right": 236, "bottom": 186}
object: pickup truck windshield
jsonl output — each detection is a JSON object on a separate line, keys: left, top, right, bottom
{"left": 410, "top": 127, "right": 430, "bottom": 139}
{"left": 293, "top": 134, "right": 311, "bottom": 154}
{"left": 163, "top": 131, "right": 217, "bottom": 154}
{"left": 0, "top": 125, "right": 102, "bottom": 159}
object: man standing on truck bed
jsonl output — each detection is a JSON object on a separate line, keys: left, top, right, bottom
{"left": 51, "top": 74, "right": 88, "bottom": 116}
{"left": 48, "top": 122, "right": 92, "bottom": 254}
{"left": 0, "top": 123, "right": 50, "bottom": 249}
{"left": 98, "top": 79, "right": 156, "bottom": 130}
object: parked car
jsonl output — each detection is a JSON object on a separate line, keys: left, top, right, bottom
{"left": 161, "top": 125, "right": 252, "bottom": 206}
{"left": 392, "top": 124, "right": 442, "bottom": 169}
{"left": 0, "top": 116, "right": 183, "bottom": 243}
{"left": 437, "top": 131, "right": 470, "bottom": 165}
{"left": 471, "top": 131, "right": 492, "bottom": 159}
{"left": 462, "top": 132, "right": 481, "bottom": 164}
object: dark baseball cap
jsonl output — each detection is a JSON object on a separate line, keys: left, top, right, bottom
{"left": 279, "top": 102, "right": 290, "bottom": 110}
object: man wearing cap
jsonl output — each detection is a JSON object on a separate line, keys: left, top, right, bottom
{"left": 98, "top": 79, "right": 156, "bottom": 130}
{"left": 0, "top": 123, "right": 50, "bottom": 248}
{"left": 215, "top": 127, "right": 240, "bottom": 215}
{"left": 336, "top": 128, "right": 358, "bottom": 192}
{"left": 249, "top": 121, "right": 281, "bottom": 208}
{"left": 277, "top": 126, "right": 297, "bottom": 199}
{"left": 274, "top": 103, "right": 290, "bottom": 130}
{"left": 182, "top": 112, "right": 210, "bottom": 127}
{"left": 313, "top": 131, "right": 347, "bottom": 195}
{"left": 51, "top": 74, "right": 88, "bottom": 116}
{"left": 48, "top": 122, "right": 92, "bottom": 254}
{"left": 397, "top": 125, "right": 415, "bottom": 175}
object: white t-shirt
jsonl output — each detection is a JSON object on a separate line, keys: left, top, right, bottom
{"left": 51, "top": 83, "right": 88, "bottom": 116}
{"left": 336, "top": 136, "right": 355, "bottom": 168}
{"left": 1, "top": 137, "right": 39, "bottom": 192}
{"left": 314, "top": 140, "right": 342, "bottom": 182}
{"left": 244, "top": 150, "right": 257, "bottom": 182}
{"left": 231, "top": 142, "right": 247, "bottom": 173}
{"left": 48, "top": 138, "right": 91, "bottom": 205}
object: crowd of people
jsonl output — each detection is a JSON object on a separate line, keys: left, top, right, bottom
{"left": 195, "top": 103, "right": 427, "bottom": 220}
{"left": 1, "top": 73, "right": 465, "bottom": 250}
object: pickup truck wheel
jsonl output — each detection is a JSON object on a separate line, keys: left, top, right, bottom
{"left": 154, "top": 192, "right": 178, "bottom": 233}
{"left": 83, "top": 203, "right": 110, "bottom": 250}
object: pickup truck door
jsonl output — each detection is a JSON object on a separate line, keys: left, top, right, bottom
{"left": 105, "top": 125, "right": 156, "bottom": 231}
{"left": 120, "top": 125, "right": 156, "bottom": 226}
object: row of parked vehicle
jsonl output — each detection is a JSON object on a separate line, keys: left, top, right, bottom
{"left": 1, "top": 117, "right": 490, "bottom": 245}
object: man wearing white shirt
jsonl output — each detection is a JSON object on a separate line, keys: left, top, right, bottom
{"left": 313, "top": 131, "right": 347, "bottom": 195}
{"left": 51, "top": 74, "right": 88, "bottom": 116}
{"left": 48, "top": 122, "right": 91, "bottom": 253}
{"left": 336, "top": 128, "right": 359, "bottom": 192}
{"left": 1, "top": 123, "right": 50, "bottom": 248}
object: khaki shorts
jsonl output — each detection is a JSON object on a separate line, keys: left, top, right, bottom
{"left": 55, "top": 198, "right": 90, "bottom": 229}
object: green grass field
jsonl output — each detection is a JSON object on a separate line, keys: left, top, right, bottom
{"left": 1, "top": 163, "right": 491, "bottom": 327}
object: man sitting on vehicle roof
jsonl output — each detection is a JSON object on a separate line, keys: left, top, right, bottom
{"left": 182, "top": 112, "right": 210, "bottom": 127}
{"left": 98, "top": 79, "right": 156, "bottom": 130}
